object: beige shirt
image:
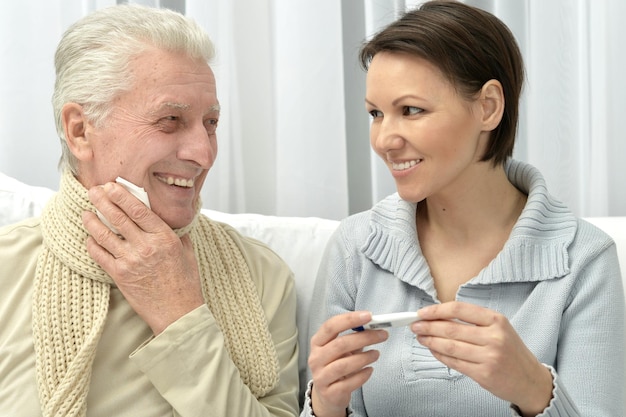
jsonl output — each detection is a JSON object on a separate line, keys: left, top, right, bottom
{"left": 0, "top": 217, "right": 299, "bottom": 417}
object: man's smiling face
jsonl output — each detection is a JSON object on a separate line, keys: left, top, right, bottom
{"left": 77, "top": 47, "right": 220, "bottom": 229}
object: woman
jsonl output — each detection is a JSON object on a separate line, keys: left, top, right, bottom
{"left": 301, "top": 1, "right": 624, "bottom": 416}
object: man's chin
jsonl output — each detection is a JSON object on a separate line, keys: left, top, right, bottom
{"left": 166, "top": 216, "right": 195, "bottom": 230}
{"left": 152, "top": 196, "right": 201, "bottom": 230}
{"left": 155, "top": 207, "right": 197, "bottom": 230}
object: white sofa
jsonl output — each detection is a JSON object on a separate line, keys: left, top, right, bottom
{"left": 1, "top": 172, "right": 625, "bottom": 401}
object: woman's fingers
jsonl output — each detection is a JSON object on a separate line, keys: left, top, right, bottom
{"left": 308, "top": 312, "right": 389, "bottom": 416}
{"left": 309, "top": 312, "right": 388, "bottom": 374}
{"left": 311, "top": 311, "right": 372, "bottom": 346}
{"left": 416, "top": 301, "right": 499, "bottom": 327}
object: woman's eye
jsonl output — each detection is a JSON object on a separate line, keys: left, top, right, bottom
{"left": 404, "top": 106, "right": 423, "bottom": 116}
{"left": 368, "top": 110, "right": 383, "bottom": 118}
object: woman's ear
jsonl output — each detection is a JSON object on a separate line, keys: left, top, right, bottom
{"left": 61, "top": 102, "right": 94, "bottom": 162}
{"left": 479, "top": 79, "right": 505, "bottom": 132}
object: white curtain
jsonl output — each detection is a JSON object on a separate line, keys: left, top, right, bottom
{"left": 1, "top": 0, "right": 624, "bottom": 221}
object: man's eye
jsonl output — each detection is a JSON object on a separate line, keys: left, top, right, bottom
{"left": 158, "top": 116, "right": 179, "bottom": 126}
{"left": 368, "top": 110, "right": 383, "bottom": 118}
{"left": 404, "top": 106, "right": 423, "bottom": 116}
{"left": 204, "top": 118, "right": 218, "bottom": 134}
{"left": 156, "top": 116, "right": 180, "bottom": 132}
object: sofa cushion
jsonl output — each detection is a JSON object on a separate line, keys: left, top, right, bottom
{"left": 0, "top": 172, "right": 56, "bottom": 227}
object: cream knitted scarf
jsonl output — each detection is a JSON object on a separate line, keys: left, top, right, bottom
{"left": 33, "top": 171, "right": 279, "bottom": 416}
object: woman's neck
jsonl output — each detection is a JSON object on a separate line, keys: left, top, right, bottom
{"left": 416, "top": 162, "right": 527, "bottom": 244}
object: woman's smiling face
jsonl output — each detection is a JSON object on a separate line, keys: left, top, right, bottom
{"left": 365, "top": 51, "right": 489, "bottom": 204}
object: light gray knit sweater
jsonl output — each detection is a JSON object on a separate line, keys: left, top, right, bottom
{"left": 301, "top": 159, "right": 624, "bottom": 417}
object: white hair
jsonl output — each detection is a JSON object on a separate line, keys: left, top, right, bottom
{"left": 52, "top": 4, "right": 215, "bottom": 175}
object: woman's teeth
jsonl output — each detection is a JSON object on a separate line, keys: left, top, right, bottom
{"left": 392, "top": 160, "right": 419, "bottom": 171}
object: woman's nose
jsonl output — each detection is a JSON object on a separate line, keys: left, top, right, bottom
{"left": 372, "top": 118, "right": 404, "bottom": 152}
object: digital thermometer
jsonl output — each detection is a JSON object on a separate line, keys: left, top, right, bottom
{"left": 352, "top": 312, "right": 421, "bottom": 331}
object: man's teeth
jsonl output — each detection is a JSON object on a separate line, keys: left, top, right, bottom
{"left": 392, "top": 160, "right": 419, "bottom": 171}
{"left": 158, "top": 176, "right": 195, "bottom": 187}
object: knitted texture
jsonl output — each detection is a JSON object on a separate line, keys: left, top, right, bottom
{"left": 33, "top": 171, "right": 279, "bottom": 416}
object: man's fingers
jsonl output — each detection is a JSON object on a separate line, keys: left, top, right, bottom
{"left": 82, "top": 210, "right": 125, "bottom": 257}
{"left": 88, "top": 182, "right": 162, "bottom": 236}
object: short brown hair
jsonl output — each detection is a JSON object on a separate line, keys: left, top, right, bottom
{"left": 359, "top": 0, "right": 524, "bottom": 166}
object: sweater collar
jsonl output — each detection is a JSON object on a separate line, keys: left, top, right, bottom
{"left": 361, "top": 160, "right": 576, "bottom": 291}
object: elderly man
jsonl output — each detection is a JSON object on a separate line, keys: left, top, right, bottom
{"left": 0, "top": 5, "right": 299, "bottom": 416}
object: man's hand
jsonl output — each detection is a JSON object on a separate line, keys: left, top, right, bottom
{"left": 82, "top": 181, "right": 204, "bottom": 335}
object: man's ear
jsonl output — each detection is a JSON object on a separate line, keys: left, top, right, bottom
{"left": 479, "top": 79, "right": 505, "bottom": 132}
{"left": 61, "top": 102, "right": 94, "bottom": 162}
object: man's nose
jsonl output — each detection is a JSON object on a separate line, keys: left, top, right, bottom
{"left": 177, "top": 123, "right": 217, "bottom": 169}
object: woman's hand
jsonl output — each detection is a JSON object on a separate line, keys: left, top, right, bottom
{"left": 412, "top": 301, "right": 553, "bottom": 416}
{"left": 308, "top": 311, "right": 389, "bottom": 417}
